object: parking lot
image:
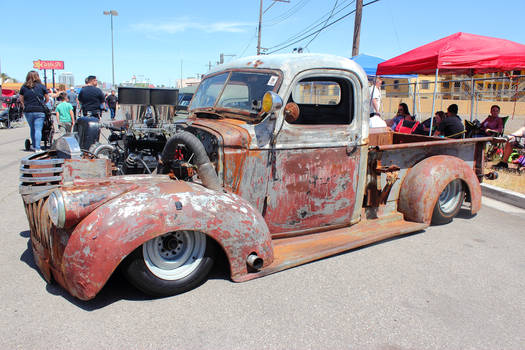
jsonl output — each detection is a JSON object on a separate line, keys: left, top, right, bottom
{"left": 1, "top": 123, "right": 524, "bottom": 349}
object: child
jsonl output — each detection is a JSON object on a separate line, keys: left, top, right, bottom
{"left": 55, "top": 92, "right": 75, "bottom": 133}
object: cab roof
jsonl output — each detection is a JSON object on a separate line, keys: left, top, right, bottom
{"left": 206, "top": 53, "right": 367, "bottom": 83}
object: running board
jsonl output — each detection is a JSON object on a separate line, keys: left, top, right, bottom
{"left": 234, "top": 216, "right": 428, "bottom": 282}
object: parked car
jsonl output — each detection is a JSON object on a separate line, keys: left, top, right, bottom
{"left": 19, "top": 54, "right": 494, "bottom": 300}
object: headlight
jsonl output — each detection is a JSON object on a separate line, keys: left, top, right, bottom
{"left": 262, "top": 91, "right": 283, "bottom": 113}
{"left": 47, "top": 191, "right": 65, "bottom": 228}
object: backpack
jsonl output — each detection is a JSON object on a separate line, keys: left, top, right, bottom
{"left": 395, "top": 119, "right": 420, "bottom": 134}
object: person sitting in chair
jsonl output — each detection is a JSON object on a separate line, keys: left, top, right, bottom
{"left": 480, "top": 105, "right": 503, "bottom": 136}
{"left": 434, "top": 104, "right": 464, "bottom": 139}
{"left": 387, "top": 103, "right": 412, "bottom": 131}
{"left": 493, "top": 124, "right": 525, "bottom": 169}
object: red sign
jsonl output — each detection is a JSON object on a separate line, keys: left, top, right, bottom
{"left": 33, "top": 60, "right": 64, "bottom": 70}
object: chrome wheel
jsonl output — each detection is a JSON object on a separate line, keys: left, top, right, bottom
{"left": 143, "top": 231, "right": 206, "bottom": 280}
{"left": 438, "top": 179, "right": 463, "bottom": 215}
{"left": 432, "top": 179, "right": 464, "bottom": 225}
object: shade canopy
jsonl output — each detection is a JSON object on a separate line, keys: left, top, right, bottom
{"left": 351, "top": 54, "right": 385, "bottom": 76}
{"left": 376, "top": 32, "right": 525, "bottom": 76}
{"left": 351, "top": 53, "right": 416, "bottom": 78}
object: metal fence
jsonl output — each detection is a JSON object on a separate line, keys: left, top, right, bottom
{"left": 379, "top": 75, "right": 525, "bottom": 121}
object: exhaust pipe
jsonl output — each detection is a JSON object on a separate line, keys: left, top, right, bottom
{"left": 246, "top": 253, "right": 263, "bottom": 270}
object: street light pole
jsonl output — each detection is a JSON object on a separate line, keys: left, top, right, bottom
{"left": 103, "top": 10, "right": 118, "bottom": 88}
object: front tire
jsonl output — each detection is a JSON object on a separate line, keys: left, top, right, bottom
{"left": 123, "top": 231, "right": 216, "bottom": 297}
{"left": 431, "top": 179, "right": 464, "bottom": 225}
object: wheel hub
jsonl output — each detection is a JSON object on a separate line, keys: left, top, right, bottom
{"left": 143, "top": 231, "right": 206, "bottom": 280}
{"left": 159, "top": 232, "right": 185, "bottom": 258}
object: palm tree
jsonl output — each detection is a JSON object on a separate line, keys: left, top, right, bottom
{"left": 0, "top": 73, "right": 18, "bottom": 84}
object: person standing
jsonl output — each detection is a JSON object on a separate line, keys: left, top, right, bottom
{"left": 78, "top": 75, "right": 105, "bottom": 118}
{"left": 55, "top": 92, "right": 75, "bottom": 133}
{"left": 369, "top": 77, "right": 382, "bottom": 115}
{"left": 434, "top": 104, "right": 465, "bottom": 139}
{"left": 105, "top": 90, "right": 118, "bottom": 120}
{"left": 19, "top": 71, "right": 49, "bottom": 152}
{"left": 67, "top": 87, "right": 79, "bottom": 117}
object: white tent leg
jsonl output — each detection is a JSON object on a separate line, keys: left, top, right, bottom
{"left": 429, "top": 68, "right": 439, "bottom": 136}
{"left": 470, "top": 75, "right": 475, "bottom": 121}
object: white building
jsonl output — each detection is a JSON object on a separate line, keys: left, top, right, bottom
{"left": 58, "top": 72, "right": 74, "bottom": 87}
{"left": 177, "top": 77, "right": 201, "bottom": 89}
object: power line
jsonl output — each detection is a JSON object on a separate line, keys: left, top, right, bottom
{"left": 266, "top": 0, "right": 380, "bottom": 54}
{"left": 265, "top": 0, "right": 311, "bottom": 26}
{"left": 303, "top": 0, "right": 339, "bottom": 49}
{"left": 265, "top": 0, "right": 355, "bottom": 51}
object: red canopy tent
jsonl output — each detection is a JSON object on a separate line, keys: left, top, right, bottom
{"left": 376, "top": 32, "right": 525, "bottom": 131}
{"left": 376, "top": 32, "right": 525, "bottom": 76}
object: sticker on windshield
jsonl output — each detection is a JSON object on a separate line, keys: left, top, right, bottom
{"left": 267, "top": 76, "right": 278, "bottom": 86}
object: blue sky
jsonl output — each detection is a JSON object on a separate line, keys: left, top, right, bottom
{"left": 2, "top": 0, "right": 524, "bottom": 87}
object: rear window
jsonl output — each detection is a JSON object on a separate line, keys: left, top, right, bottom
{"left": 292, "top": 81, "right": 341, "bottom": 105}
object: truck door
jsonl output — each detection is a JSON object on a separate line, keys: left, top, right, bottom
{"left": 263, "top": 71, "right": 364, "bottom": 236}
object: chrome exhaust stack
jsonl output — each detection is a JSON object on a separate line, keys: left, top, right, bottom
{"left": 246, "top": 253, "right": 263, "bottom": 270}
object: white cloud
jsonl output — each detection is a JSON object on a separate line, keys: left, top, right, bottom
{"left": 132, "top": 18, "right": 253, "bottom": 34}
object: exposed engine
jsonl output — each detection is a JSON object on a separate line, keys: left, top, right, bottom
{"left": 90, "top": 123, "right": 219, "bottom": 179}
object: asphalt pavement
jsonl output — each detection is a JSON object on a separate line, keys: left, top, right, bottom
{"left": 1, "top": 121, "right": 524, "bottom": 350}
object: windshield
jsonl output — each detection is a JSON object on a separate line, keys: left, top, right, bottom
{"left": 190, "top": 71, "right": 279, "bottom": 114}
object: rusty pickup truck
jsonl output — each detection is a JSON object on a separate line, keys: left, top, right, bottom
{"left": 20, "top": 54, "right": 493, "bottom": 300}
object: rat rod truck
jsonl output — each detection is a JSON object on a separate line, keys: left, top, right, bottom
{"left": 20, "top": 54, "right": 493, "bottom": 300}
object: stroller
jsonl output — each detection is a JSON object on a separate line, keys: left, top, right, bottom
{"left": 0, "top": 95, "right": 23, "bottom": 128}
{"left": 24, "top": 113, "right": 55, "bottom": 151}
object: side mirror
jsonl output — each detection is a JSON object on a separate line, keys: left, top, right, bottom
{"left": 262, "top": 91, "right": 283, "bottom": 119}
{"left": 284, "top": 102, "right": 300, "bottom": 123}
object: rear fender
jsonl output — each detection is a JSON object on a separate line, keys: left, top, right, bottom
{"left": 62, "top": 181, "right": 273, "bottom": 300}
{"left": 398, "top": 155, "right": 481, "bottom": 224}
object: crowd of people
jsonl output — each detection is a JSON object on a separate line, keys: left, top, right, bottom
{"left": 368, "top": 78, "right": 508, "bottom": 139}
{"left": 18, "top": 70, "right": 118, "bottom": 151}
{"left": 368, "top": 77, "right": 525, "bottom": 170}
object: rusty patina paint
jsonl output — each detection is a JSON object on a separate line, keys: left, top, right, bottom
{"left": 59, "top": 176, "right": 273, "bottom": 300}
{"left": 264, "top": 147, "right": 359, "bottom": 234}
{"left": 59, "top": 183, "right": 138, "bottom": 228}
{"left": 398, "top": 155, "right": 482, "bottom": 224}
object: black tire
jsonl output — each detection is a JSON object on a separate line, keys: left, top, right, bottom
{"left": 431, "top": 179, "right": 464, "bottom": 225}
{"left": 122, "top": 231, "right": 216, "bottom": 297}
{"left": 46, "top": 128, "right": 54, "bottom": 149}
{"left": 25, "top": 139, "right": 31, "bottom": 151}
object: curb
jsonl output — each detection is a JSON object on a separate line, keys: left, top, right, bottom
{"left": 481, "top": 183, "right": 525, "bottom": 209}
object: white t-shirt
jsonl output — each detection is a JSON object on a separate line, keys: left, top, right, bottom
{"left": 369, "top": 84, "right": 381, "bottom": 114}
{"left": 369, "top": 115, "right": 387, "bottom": 128}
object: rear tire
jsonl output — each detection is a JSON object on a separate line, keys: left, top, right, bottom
{"left": 431, "top": 179, "right": 464, "bottom": 225}
{"left": 25, "top": 139, "right": 31, "bottom": 151}
{"left": 123, "top": 231, "right": 216, "bottom": 297}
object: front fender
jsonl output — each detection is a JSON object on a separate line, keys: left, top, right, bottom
{"left": 398, "top": 155, "right": 482, "bottom": 224}
{"left": 62, "top": 180, "right": 273, "bottom": 300}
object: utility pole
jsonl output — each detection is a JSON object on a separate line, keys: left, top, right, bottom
{"left": 219, "top": 53, "right": 236, "bottom": 64}
{"left": 257, "top": 0, "right": 263, "bottom": 55}
{"left": 257, "top": 0, "right": 290, "bottom": 55}
{"left": 352, "top": 0, "right": 363, "bottom": 57}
